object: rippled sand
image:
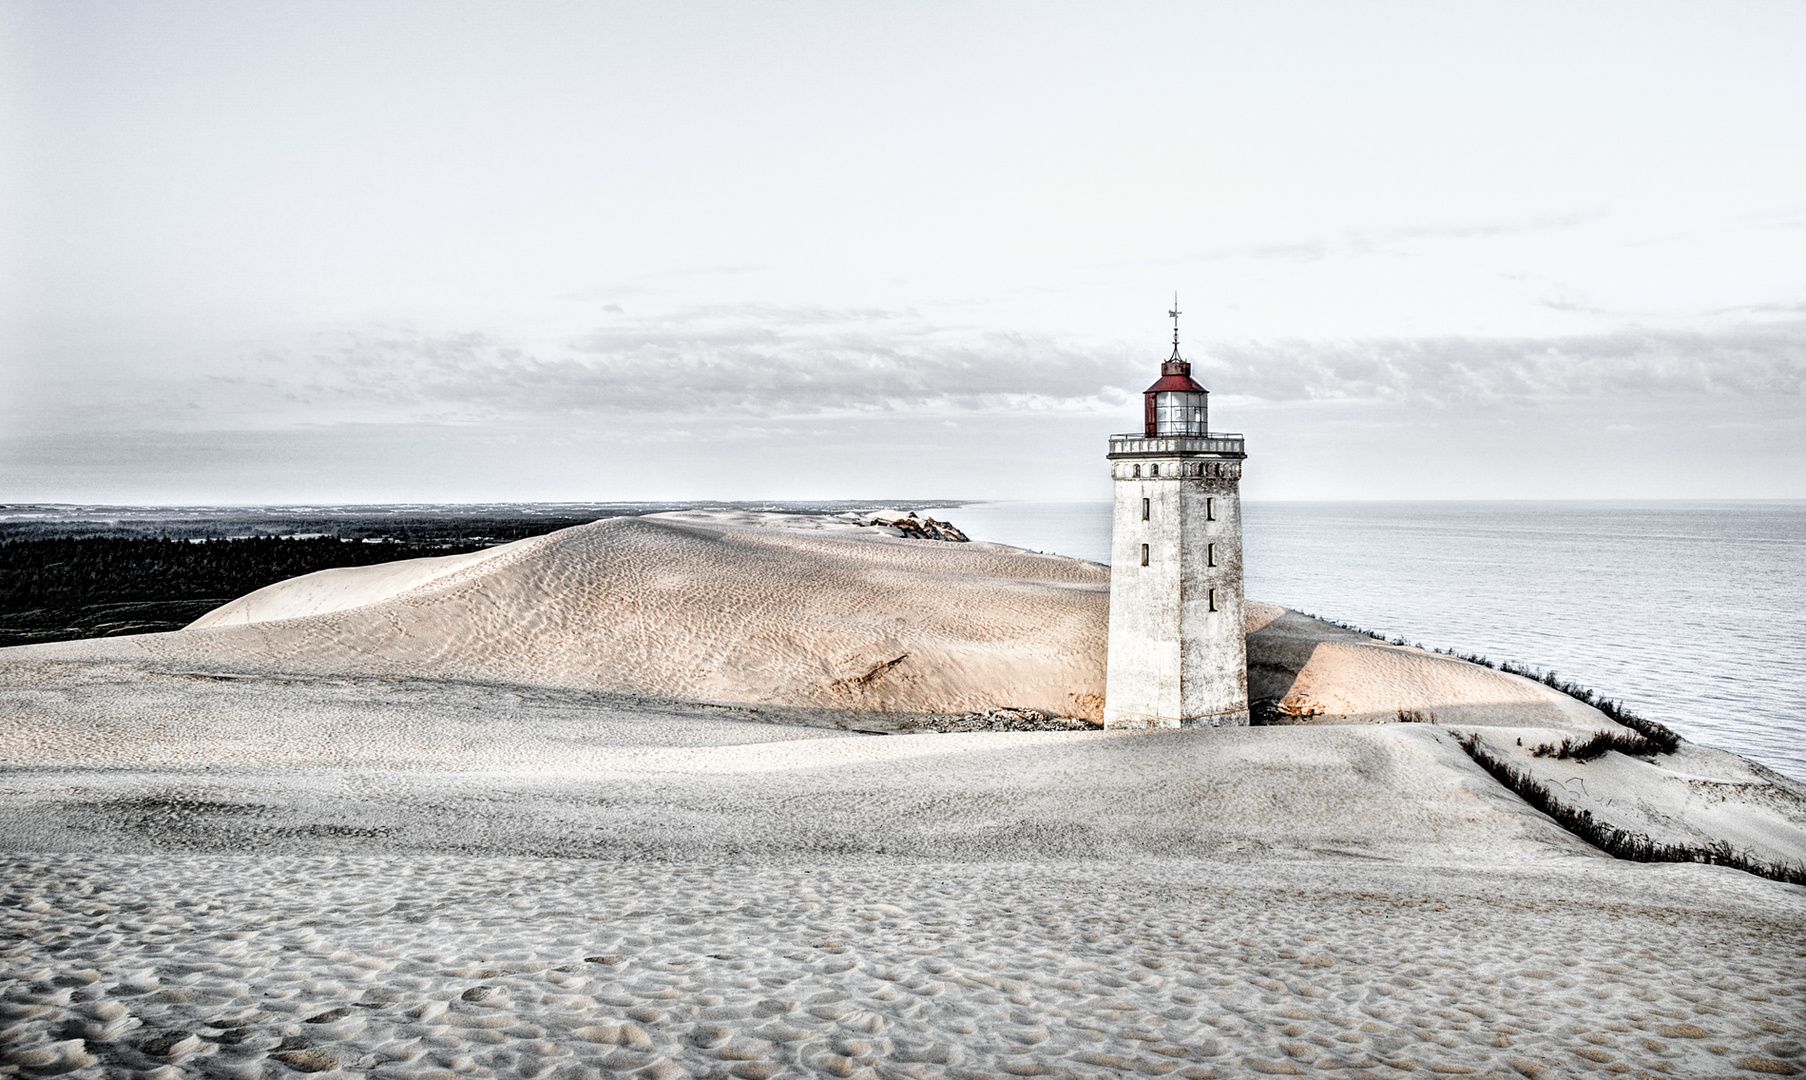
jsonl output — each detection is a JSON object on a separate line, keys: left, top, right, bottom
{"left": 4, "top": 666, "right": 1805, "bottom": 1078}
{"left": 5, "top": 855, "right": 1802, "bottom": 1080}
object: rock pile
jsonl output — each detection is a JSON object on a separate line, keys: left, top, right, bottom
{"left": 905, "top": 707, "right": 1098, "bottom": 733}
{"left": 866, "top": 512, "right": 970, "bottom": 542}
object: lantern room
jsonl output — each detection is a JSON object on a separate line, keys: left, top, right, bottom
{"left": 1143, "top": 301, "right": 1209, "bottom": 436}
{"left": 1143, "top": 358, "right": 1208, "bottom": 436}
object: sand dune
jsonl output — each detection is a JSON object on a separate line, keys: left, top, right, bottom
{"left": 191, "top": 538, "right": 534, "bottom": 626}
{"left": 0, "top": 670, "right": 1584, "bottom": 865}
{"left": 10, "top": 511, "right": 1804, "bottom": 873}
{"left": 23, "top": 511, "right": 1634, "bottom": 735}
{"left": 1464, "top": 727, "right": 1806, "bottom": 868}
{"left": 16, "top": 510, "right": 1804, "bottom": 871}
{"left": 33, "top": 510, "right": 1110, "bottom": 719}
{"left": 1245, "top": 605, "right": 1610, "bottom": 730}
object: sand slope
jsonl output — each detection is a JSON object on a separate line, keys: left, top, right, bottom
{"left": 21, "top": 512, "right": 1636, "bottom": 735}
{"left": 190, "top": 539, "right": 531, "bottom": 625}
{"left": 2, "top": 673, "right": 1803, "bottom": 1078}
{"left": 0, "top": 667, "right": 1583, "bottom": 866}
{"left": 9, "top": 510, "right": 1804, "bottom": 868}
{"left": 26, "top": 511, "right": 1112, "bottom": 719}
{"left": 1464, "top": 728, "right": 1806, "bottom": 868}
{"left": 1245, "top": 604, "right": 1611, "bottom": 730}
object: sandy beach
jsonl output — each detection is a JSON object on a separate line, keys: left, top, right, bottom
{"left": 3, "top": 512, "right": 1803, "bottom": 1078}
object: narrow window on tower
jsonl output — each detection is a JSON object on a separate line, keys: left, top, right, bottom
{"left": 1141, "top": 497, "right": 1150, "bottom": 521}
{"left": 1140, "top": 544, "right": 1149, "bottom": 566}
{"left": 1208, "top": 542, "right": 1217, "bottom": 567}
{"left": 1133, "top": 465, "right": 1141, "bottom": 478}
{"left": 1208, "top": 587, "right": 1218, "bottom": 612}
{"left": 1151, "top": 463, "right": 1159, "bottom": 477}
{"left": 1206, "top": 496, "right": 1216, "bottom": 521}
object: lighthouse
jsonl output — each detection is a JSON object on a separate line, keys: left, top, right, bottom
{"left": 1103, "top": 301, "right": 1249, "bottom": 729}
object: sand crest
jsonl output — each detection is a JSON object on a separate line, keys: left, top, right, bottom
{"left": 29, "top": 511, "right": 1111, "bottom": 720}
{"left": 19, "top": 513, "right": 1654, "bottom": 736}
{"left": 1245, "top": 606, "right": 1609, "bottom": 730}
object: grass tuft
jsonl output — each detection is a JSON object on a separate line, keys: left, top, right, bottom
{"left": 1453, "top": 733, "right": 1806, "bottom": 886}
{"left": 1530, "top": 730, "right": 1667, "bottom": 761}
{"left": 1494, "top": 662, "right": 1682, "bottom": 753}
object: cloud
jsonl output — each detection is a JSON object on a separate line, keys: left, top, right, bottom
{"left": 289, "top": 305, "right": 1145, "bottom": 421}
{"left": 1182, "top": 211, "right": 1605, "bottom": 266}
{"left": 1369, "top": 210, "right": 1604, "bottom": 244}
{"left": 11, "top": 310, "right": 1803, "bottom": 439}
{"left": 1204, "top": 322, "right": 1806, "bottom": 405}
{"left": 292, "top": 313, "right": 1806, "bottom": 423}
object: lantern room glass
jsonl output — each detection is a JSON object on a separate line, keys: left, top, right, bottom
{"left": 1152, "top": 391, "right": 1208, "bottom": 435}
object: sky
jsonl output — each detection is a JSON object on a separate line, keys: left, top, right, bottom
{"left": 3, "top": 0, "right": 1804, "bottom": 504}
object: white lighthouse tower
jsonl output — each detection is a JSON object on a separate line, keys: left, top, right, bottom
{"left": 1103, "top": 301, "right": 1249, "bottom": 729}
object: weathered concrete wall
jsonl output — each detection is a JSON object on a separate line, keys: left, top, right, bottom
{"left": 1104, "top": 454, "right": 1248, "bottom": 728}
{"left": 1105, "top": 472, "right": 1183, "bottom": 726}
{"left": 1179, "top": 476, "right": 1247, "bottom": 724}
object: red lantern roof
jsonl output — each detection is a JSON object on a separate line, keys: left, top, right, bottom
{"left": 1144, "top": 357, "right": 1206, "bottom": 394}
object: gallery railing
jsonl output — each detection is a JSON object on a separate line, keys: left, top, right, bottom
{"left": 1106, "top": 433, "right": 1246, "bottom": 457}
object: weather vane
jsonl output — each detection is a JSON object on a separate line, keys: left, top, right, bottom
{"left": 1168, "top": 293, "right": 1182, "bottom": 359}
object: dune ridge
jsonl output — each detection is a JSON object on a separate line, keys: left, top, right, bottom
{"left": 24, "top": 511, "right": 1643, "bottom": 734}
{"left": 188, "top": 532, "right": 547, "bottom": 626}
{"left": 35, "top": 511, "right": 1112, "bottom": 718}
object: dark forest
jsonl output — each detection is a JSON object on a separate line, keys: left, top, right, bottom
{"left": 0, "top": 537, "right": 500, "bottom": 646}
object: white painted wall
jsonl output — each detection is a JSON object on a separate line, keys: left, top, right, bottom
{"left": 1103, "top": 452, "right": 1248, "bottom": 728}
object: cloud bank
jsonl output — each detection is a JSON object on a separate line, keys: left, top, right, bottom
{"left": 1206, "top": 321, "right": 1806, "bottom": 407}
{"left": 193, "top": 312, "right": 1806, "bottom": 430}
{"left": 10, "top": 305, "right": 1803, "bottom": 451}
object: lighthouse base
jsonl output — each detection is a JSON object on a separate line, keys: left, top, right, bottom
{"left": 1102, "top": 708, "right": 1250, "bottom": 731}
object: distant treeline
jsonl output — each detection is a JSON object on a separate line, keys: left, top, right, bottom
{"left": 0, "top": 536, "right": 494, "bottom": 647}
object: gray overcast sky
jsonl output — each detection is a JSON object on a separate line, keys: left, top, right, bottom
{"left": 4, "top": 0, "right": 1803, "bottom": 503}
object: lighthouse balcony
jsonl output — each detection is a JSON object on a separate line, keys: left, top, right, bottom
{"left": 1107, "top": 432, "right": 1245, "bottom": 459}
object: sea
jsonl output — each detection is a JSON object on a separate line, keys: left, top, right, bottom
{"left": 928, "top": 500, "right": 1806, "bottom": 783}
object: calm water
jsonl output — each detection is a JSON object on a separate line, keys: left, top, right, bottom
{"left": 932, "top": 500, "right": 1806, "bottom": 782}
